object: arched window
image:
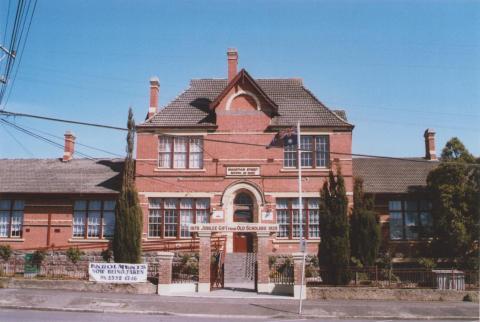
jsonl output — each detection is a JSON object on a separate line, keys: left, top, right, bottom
{"left": 234, "top": 192, "right": 253, "bottom": 206}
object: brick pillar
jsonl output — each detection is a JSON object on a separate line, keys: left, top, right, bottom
{"left": 256, "top": 231, "right": 271, "bottom": 293}
{"left": 198, "top": 231, "right": 211, "bottom": 293}
{"left": 292, "top": 252, "right": 306, "bottom": 299}
{"left": 156, "top": 251, "right": 174, "bottom": 295}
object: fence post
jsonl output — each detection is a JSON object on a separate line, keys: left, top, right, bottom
{"left": 375, "top": 266, "right": 378, "bottom": 285}
{"left": 256, "top": 231, "right": 271, "bottom": 294}
{"left": 156, "top": 251, "right": 174, "bottom": 295}
{"left": 198, "top": 231, "right": 211, "bottom": 293}
{"left": 292, "top": 252, "right": 306, "bottom": 300}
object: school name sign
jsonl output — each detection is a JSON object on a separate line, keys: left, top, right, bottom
{"left": 89, "top": 263, "right": 148, "bottom": 283}
{"left": 189, "top": 223, "right": 278, "bottom": 233}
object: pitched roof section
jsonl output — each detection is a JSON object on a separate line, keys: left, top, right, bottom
{"left": 209, "top": 69, "right": 278, "bottom": 113}
{"left": 353, "top": 158, "right": 438, "bottom": 194}
{"left": 139, "top": 78, "right": 353, "bottom": 128}
{"left": 0, "top": 158, "right": 123, "bottom": 194}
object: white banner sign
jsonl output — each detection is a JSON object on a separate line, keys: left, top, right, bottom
{"left": 89, "top": 263, "right": 148, "bottom": 283}
{"left": 226, "top": 167, "right": 260, "bottom": 176}
{"left": 189, "top": 223, "right": 278, "bottom": 233}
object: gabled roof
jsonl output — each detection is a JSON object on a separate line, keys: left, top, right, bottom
{"left": 209, "top": 69, "right": 278, "bottom": 113}
{"left": 0, "top": 158, "right": 123, "bottom": 194}
{"left": 139, "top": 78, "right": 353, "bottom": 129}
{"left": 353, "top": 157, "right": 438, "bottom": 194}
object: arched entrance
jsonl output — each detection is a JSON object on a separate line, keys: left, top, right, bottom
{"left": 233, "top": 192, "right": 254, "bottom": 252}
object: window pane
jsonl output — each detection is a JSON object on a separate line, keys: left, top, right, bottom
{"left": 405, "top": 212, "right": 419, "bottom": 240}
{"left": 308, "top": 198, "right": 319, "bottom": 209}
{"left": 420, "top": 212, "right": 433, "bottom": 237}
{"left": 180, "top": 199, "right": 193, "bottom": 209}
{"left": 276, "top": 199, "right": 288, "bottom": 209}
{"left": 74, "top": 200, "right": 87, "bottom": 211}
{"left": 174, "top": 137, "right": 187, "bottom": 168}
{"left": 159, "top": 137, "right": 172, "bottom": 168}
{"left": 104, "top": 200, "right": 116, "bottom": 211}
{"left": 196, "top": 199, "right": 209, "bottom": 224}
{"left": 148, "top": 209, "right": 162, "bottom": 237}
{"left": 89, "top": 200, "right": 102, "bottom": 211}
{"left": 0, "top": 211, "right": 9, "bottom": 237}
{"left": 164, "top": 209, "right": 177, "bottom": 237}
{"left": 388, "top": 201, "right": 402, "bottom": 211}
{"left": 159, "top": 136, "right": 172, "bottom": 152}
{"left": 103, "top": 211, "right": 115, "bottom": 238}
{"left": 196, "top": 199, "right": 209, "bottom": 209}
{"left": 149, "top": 198, "right": 161, "bottom": 209}
{"left": 284, "top": 144, "right": 297, "bottom": 168}
{"left": 300, "top": 136, "right": 313, "bottom": 167}
{"left": 315, "top": 136, "right": 329, "bottom": 167}
{"left": 189, "top": 137, "right": 203, "bottom": 169}
{"left": 87, "top": 211, "right": 101, "bottom": 237}
{"left": 164, "top": 199, "right": 177, "bottom": 209}
{"left": 180, "top": 209, "right": 193, "bottom": 237}
{"left": 405, "top": 201, "right": 417, "bottom": 211}
{"left": 73, "top": 211, "right": 86, "bottom": 238}
{"left": 389, "top": 212, "right": 403, "bottom": 240}
{"left": 308, "top": 209, "right": 320, "bottom": 238}
{"left": 13, "top": 200, "right": 25, "bottom": 210}
{"left": 0, "top": 200, "right": 11, "bottom": 210}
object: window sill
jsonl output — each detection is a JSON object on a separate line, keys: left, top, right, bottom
{"left": 68, "top": 239, "right": 110, "bottom": 243}
{"left": 389, "top": 239, "right": 431, "bottom": 243}
{"left": 280, "top": 168, "right": 329, "bottom": 173}
{"left": 0, "top": 238, "right": 25, "bottom": 242}
{"left": 154, "top": 168, "right": 206, "bottom": 173}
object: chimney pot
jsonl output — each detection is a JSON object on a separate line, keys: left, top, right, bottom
{"left": 63, "top": 131, "right": 76, "bottom": 162}
{"left": 148, "top": 76, "right": 160, "bottom": 119}
{"left": 424, "top": 128, "right": 437, "bottom": 160}
{"left": 227, "top": 48, "right": 238, "bottom": 82}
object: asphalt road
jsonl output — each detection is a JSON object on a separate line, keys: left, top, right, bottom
{"left": 0, "top": 309, "right": 478, "bottom": 322}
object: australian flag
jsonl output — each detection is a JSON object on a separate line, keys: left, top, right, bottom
{"left": 266, "top": 127, "right": 297, "bottom": 149}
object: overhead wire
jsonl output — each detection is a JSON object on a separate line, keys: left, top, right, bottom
{"left": 1, "top": 121, "right": 35, "bottom": 157}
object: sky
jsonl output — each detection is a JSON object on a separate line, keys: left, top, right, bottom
{"left": 0, "top": 0, "right": 479, "bottom": 159}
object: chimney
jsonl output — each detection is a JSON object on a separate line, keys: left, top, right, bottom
{"left": 63, "top": 131, "right": 76, "bottom": 162}
{"left": 148, "top": 76, "right": 160, "bottom": 118}
{"left": 424, "top": 128, "right": 437, "bottom": 160}
{"left": 227, "top": 48, "right": 238, "bottom": 82}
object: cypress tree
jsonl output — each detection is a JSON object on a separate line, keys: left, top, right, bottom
{"left": 318, "top": 168, "right": 351, "bottom": 285}
{"left": 350, "top": 177, "right": 380, "bottom": 267}
{"left": 113, "top": 108, "right": 143, "bottom": 263}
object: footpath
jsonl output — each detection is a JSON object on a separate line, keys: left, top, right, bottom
{"left": 0, "top": 288, "right": 478, "bottom": 320}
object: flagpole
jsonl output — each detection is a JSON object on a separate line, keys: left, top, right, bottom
{"left": 297, "top": 121, "right": 306, "bottom": 315}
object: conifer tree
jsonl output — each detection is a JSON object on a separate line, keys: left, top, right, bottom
{"left": 349, "top": 177, "right": 380, "bottom": 267}
{"left": 113, "top": 108, "right": 143, "bottom": 263}
{"left": 318, "top": 168, "right": 351, "bottom": 285}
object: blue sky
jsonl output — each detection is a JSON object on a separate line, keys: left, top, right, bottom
{"left": 1, "top": 0, "right": 479, "bottom": 159}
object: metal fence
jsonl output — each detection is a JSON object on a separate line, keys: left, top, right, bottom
{"left": 0, "top": 262, "right": 89, "bottom": 280}
{"left": 307, "top": 266, "right": 480, "bottom": 290}
{"left": 172, "top": 261, "right": 198, "bottom": 284}
{"left": 269, "top": 263, "right": 294, "bottom": 285}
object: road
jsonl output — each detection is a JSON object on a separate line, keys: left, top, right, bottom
{"left": 0, "top": 309, "right": 478, "bottom": 322}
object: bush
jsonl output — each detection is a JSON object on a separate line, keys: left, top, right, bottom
{"left": 32, "top": 250, "right": 46, "bottom": 266}
{"left": 0, "top": 245, "right": 12, "bottom": 262}
{"left": 66, "top": 247, "right": 84, "bottom": 264}
{"left": 463, "top": 294, "right": 473, "bottom": 302}
{"left": 417, "top": 257, "right": 437, "bottom": 270}
{"left": 101, "top": 248, "right": 113, "bottom": 262}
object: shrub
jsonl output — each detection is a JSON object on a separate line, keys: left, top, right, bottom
{"left": 0, "top": 245, "right": 12, "bottom": 262}
{"left": 32, "top": 250, "right": 46, "bottom": 266}
{"left": 101, "top": 248, "right": 113, "bottom": 262}
{"left": 417, "top": 257, "right": 437, "bottom": 270}
{"left": 66, "top": 247, "right": 84, "bottom": 264}
{"left": 463, "top": 294, "right": 473, "bottom": 302}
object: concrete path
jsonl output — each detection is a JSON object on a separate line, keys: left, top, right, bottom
{"left": 0, "top": 288, "right": 477, "bottom": 320}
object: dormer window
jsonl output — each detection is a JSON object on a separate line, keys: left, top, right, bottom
{"left": 158, "top": 136, "right": 203, "bottom": 169}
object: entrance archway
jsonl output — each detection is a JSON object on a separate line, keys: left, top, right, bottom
{"left": 233, "top": 192, "right": 254, "bottom": 252}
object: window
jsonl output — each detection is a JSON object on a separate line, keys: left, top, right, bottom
{"left": 389, "top": 200, "right": 433, "bottom": 240}
{"left": 158, "top": 136, "right": 203, "bottom": 169}
{"left": 148, "top": 198, "right": 210, "bottom": 238}
{"left": 283, "top": 135, "right": 329, "bottom": 168}
{"left": 0, "top": 200, "right": 24, "bottom": 238}
{"left": 73, "top": 200, "right": 116, "bottom": 239}
{"left": 275, "top": 198, "right": 320, "bottom": 239}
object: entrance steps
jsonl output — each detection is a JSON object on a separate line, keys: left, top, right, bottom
{"left": 224, "top": 253, "right": 256, "bottom": 285}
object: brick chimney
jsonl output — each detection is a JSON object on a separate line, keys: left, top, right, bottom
{"left": 148, "top": 76, "right": 160, "bottom": 119}
{"left": 63, "top": 131, "right": 76, "bottom": 162}
{"left": 424, "top": 128, "right": 437, "bottom": 160}
{"left": 227, "top": 48, "right": 238, "bottom": 82}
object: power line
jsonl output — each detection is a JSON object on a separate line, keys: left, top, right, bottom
{"left": 0, "top": 118, "right": 96, "bottom": 160}
{"left": 3, "top": 0, "right": 37, "bottom": 107}
{"left": 0, "top": 110, "right": 128, "bottom": 131}
{"left": 1, "top": 122, "right": 35, "bottom": 157}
